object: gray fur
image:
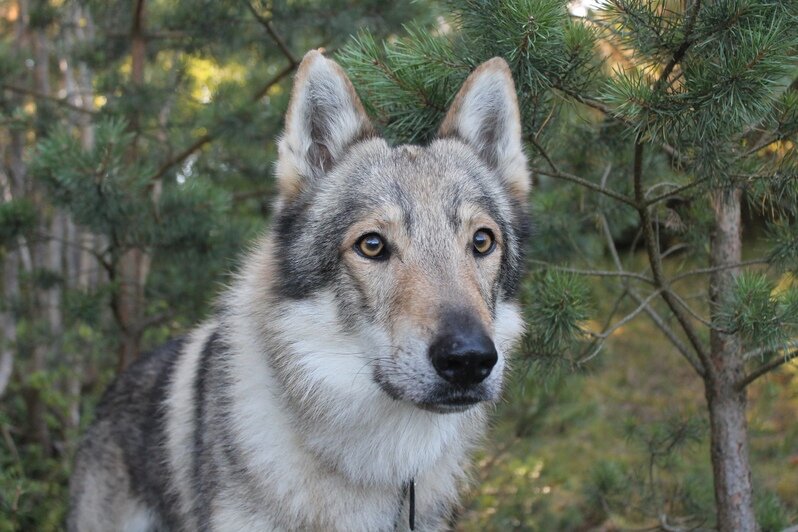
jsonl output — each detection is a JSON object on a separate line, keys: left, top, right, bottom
{"left": 69, "top": 51, "right": 530, "bottom": 531}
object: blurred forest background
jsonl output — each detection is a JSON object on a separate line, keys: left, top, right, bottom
{"left": 1, "top": 0, "right": 797, "bottom": 530}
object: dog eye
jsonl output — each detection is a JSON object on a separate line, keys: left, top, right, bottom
{"left": 472, "top": 229, "right": 495, "bottom": 256}
{"left": 355, "top": 233, "right": 388, "bottom": 260}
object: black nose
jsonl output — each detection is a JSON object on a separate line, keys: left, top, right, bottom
{"left": 429, "top": 330, "right": 498, "bottom": 387}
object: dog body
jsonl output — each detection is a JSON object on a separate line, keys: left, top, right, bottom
{"left": 69, "top": 52, "right": 530, "bottom": 531}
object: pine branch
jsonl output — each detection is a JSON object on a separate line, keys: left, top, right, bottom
{"left": 645, "top": 177, "right": 710, "bottom": 206}
{"left": 599, "top": 212, "right": 624, "bottom": 273}
{"left": 599, "top": 213, "right": 704, "bottom": 375}
{"left": 528, "top": 137, "right": 638, "bottom": 207}
{"left": 551, "top": 82, "right": 612, "bottom": 114}
{"left": 148, "top": 133, "right": 213, "bottom": 183}
{"left": 528, "top": 260, "right": 654, "bottom": 283}
{"left": 147, "top": 62, "right": 296, "bottom": 182}
{"left": 586, "top": 288, "right": 665, "bottom": 341}
{"left": 578, "top": 287, "right": 667, "bottom": 365}
{"left": 2, "top": 84, "right": 98, "bottom": 115}
{"left": 526, "top": 134, "right": 558, "bottom": 174}
{"left": 742, "top": 340, "right": 798, "bottom": 361}
{"left": 532, "top": 166, "right": 638, "bottom": 208}
{"left": 670, "top": 259, "right": 770, "bottom": 283}
{"left": 622, "top": 2, "right": 716, "bottom": 371}
{"left": 242, "top": 0, "right": 299, "bottom": 66}
{"left": 668, "top": 289, "right": 714, "bottom": 329}
{"left": 575, "top": 287, "right": 629, "bottom": 365}
{"left": 550, "top": 83, "right": 686, "bottom": 167}
{"left": 660, "top": 242, "right": 689, "bottom": 260}
{"left": 741, "top": 131, "right": 793, "bottom": 158}
{"left": 737, "top": 108, "right": 798, "bottom": 160}
{"left": 251, "top": 62, "right": 297, "bottom": 100}
{"left": 631, "top": 287, "right": 704, "bottom": 376}
{"left": 633, "top": 139, "right": 711, "bottom": 368}
{"left": 736, "top": 347, "right": 798, "bottom": 390}
{"left": 651, "top": 0, "right": 702, "bottom": 94}
{"left": 369, "top": 54, "right": 446, "bottom": 113}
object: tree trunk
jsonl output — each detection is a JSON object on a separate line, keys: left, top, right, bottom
{"left": 10, "top": 0, "right": 63, "bottom": 454}
{"left": 706, "top": 188, "right": 757, "bottom": 531}
{"left": 116, "top": 250, "right": 145, "bottom": 370}
{"left": 60, "top": 0, "right": 99, "bottom": 435}
{"left": 706, "top": 382, "right": 756, "bottom": 531}
{"left": 115, "top": 0, "right": 150, "bottom": 370}
{"left": 0, "top": 179, "right": 18, "bottom": 399}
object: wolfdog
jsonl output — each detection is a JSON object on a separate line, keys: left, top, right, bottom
{"left": 68, "top": 50, "right": 530, "bottom": 531}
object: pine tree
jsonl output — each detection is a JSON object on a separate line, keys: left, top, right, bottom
{"left": 340, "top": 0, "right": 798, "bottom": 529}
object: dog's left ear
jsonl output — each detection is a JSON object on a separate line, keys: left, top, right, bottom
{"left": 276, "top": 50, "right": 373, "bottom": 200}
{"left": 438, "top": 58, "right": 530, "bottom": 201}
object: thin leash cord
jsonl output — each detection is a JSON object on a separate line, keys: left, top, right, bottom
{"left": 397, "top": 478, "right": 416, "bottom": 531}
{"left": 409, "top": 478, "right": 415, "bottom": 531}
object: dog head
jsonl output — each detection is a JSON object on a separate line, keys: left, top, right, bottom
{"left": 269, "top": 51, "right": 529, "bottom": 413}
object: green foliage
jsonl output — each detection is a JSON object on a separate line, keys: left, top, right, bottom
{"left": 528, "top": 187, "right": 602, "bottom": 261}
{"left": 718, "top": 271, "right": 798, "bottom": 352}
{"left": 526, "top": 271, "right": 591, "bottom": 349}
{"left": 33, "top": 118, "right": 151, "bottom": 244}
{"left": 152, "top": 180, "right": 231, "bottom": 251}
{"left": 593, "top": 414, "right": 710, "bottom": 527}
{"left": 518, "top": 271, "right": 592, "bottom": 374}
{"left": 0, "top": 42, "right": 24, "bottom": 84}
{"left": 340, "top": 0, "right": 602, "bottom": 142}
{"left": 62, "top": 285, "right": 109, "bottom": 326}
{"left": 344, "top": 0, "right": 798, "bottom": 346}
{"left": 756, "top": 491, "right": 791, "bottom": 532}
{"left": 0, "top": 379, "right": 74, "bottom": 531}
{"left": 458, "top": 0, "right": 569, "bottom": 82}
{"left": 623, "top": 413, "right": 705, "bottom": 463}
{"left": 603, "top": 0, "right": 798, "bottom": 170}
{"left": 769, "top": 221, "right": 798, "bottom": 273}
{"left": 601, "top": 0, "right": 682, "bottom": 60}
{"left": 583, "top": 460, "right": 630, "bottom": 519}
{"left": 0, "top": 445, "right": 69, "bottom": 531}
{"left": 0, "top": 200, "right": 36, "bottom": 248}
{"left": 339, "top": 29, "right": 467, "bottom": 143}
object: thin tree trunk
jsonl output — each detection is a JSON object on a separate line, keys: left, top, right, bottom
{"left": 0, "top": 261, "right": 15, "bottom": 398}
{"left": 60, "top": 0, "right": 99, "bottom": 436}
{"left": 706, "top": 187, "right": 757, "bottom": 531}
{"left": 13, "top": 0, "right": 63, "bottom": 453}
{"left": 0, "top": 174, "right": 18, "bottom": 399}
{"left": 115, "top": 0, "right": 149, "bottom": 370}
{"left": 1, "top": 1, "right": 24, "bottom": 402}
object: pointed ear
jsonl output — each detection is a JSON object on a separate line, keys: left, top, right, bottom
{"left": 276, "top": 50, "right": 373, "bottom": 200}
{"left": 438, "top": 58, "right": 530, "bottom": 201}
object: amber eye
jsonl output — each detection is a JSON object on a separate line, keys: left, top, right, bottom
{"left": 472, "top": 229, "right": 495, "bottom": 256}
{"left": 355, "top": 233, "right": 388, "bottom": 260}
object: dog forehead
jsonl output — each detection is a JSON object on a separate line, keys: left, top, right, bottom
{"left": 327, "top": 138, "right": 494, "bottom": 205}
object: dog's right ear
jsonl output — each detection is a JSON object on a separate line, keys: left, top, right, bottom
{"left": 276, "top": 50, "right": 373, "bottom": 200}
{"left": 438, "top": 58, "right": 529, "bottom": 202}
